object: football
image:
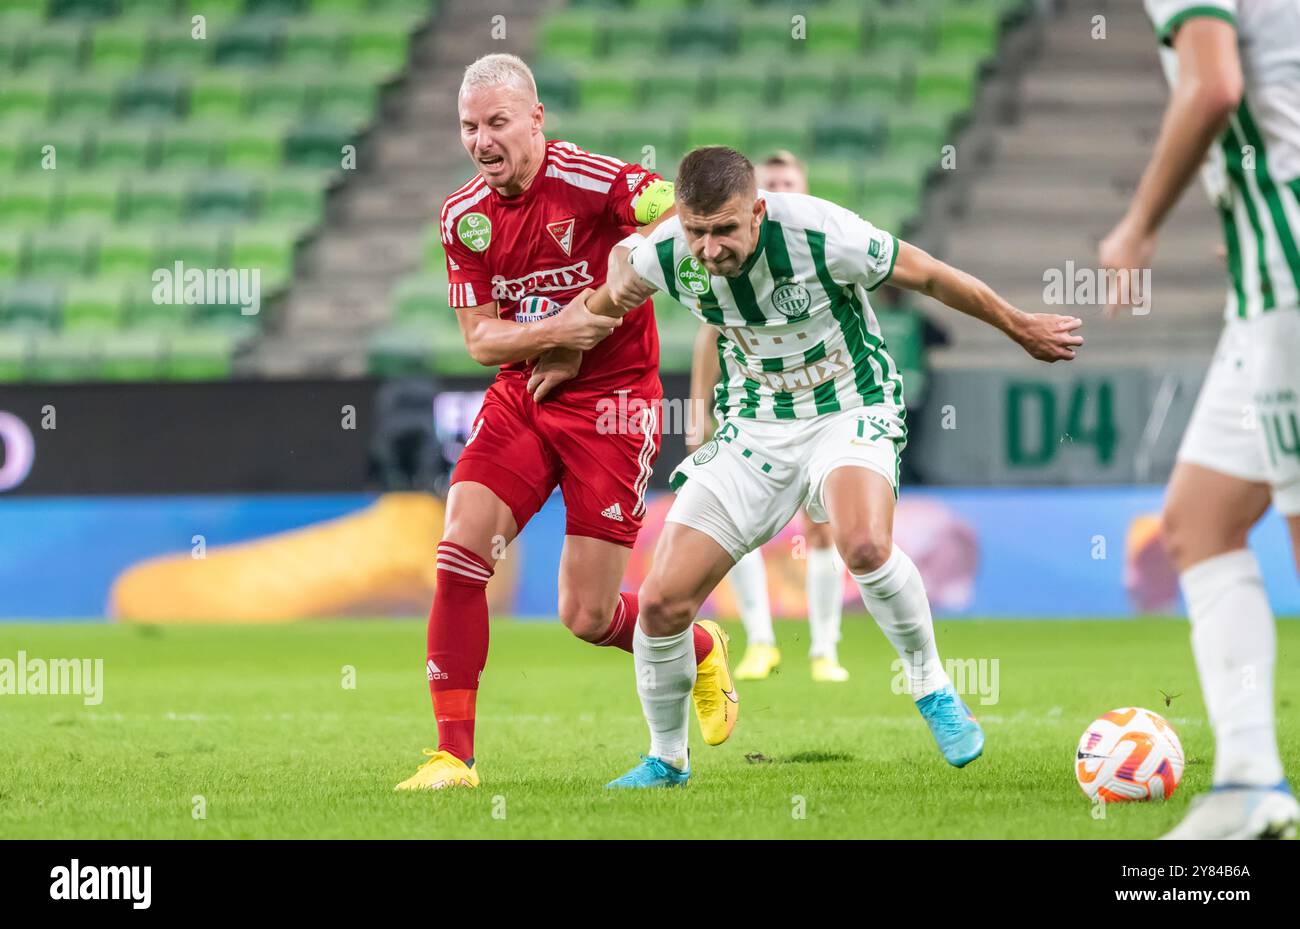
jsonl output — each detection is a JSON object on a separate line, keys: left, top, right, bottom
{"left": 1075, "top": 707, "right": 1185, "bottom": 802}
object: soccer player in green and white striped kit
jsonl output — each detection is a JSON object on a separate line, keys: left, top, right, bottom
{"left": 1100, "top": 0, "right": 1300, "bottom": 839}
{"left": 532, "top": 146, "right": 1083, "bottom": 787}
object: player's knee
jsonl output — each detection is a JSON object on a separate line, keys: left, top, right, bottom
{"left": 838, "top": 534, "right": 893, "bottom": 576}
{"left": 1160, "top": 501, "right": 1248, "bottom": 572}
{"left": 636, "top": 584, "right": 694, "bottom": 637}
{"left": 558, "top": 593, "right": 614, "bottom": 643}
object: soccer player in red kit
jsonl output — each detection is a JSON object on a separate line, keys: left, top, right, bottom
{"left": 396, "top": 54, "right": 738, "bottom": 790}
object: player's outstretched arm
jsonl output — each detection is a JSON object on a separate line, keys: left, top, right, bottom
{"left": 889, "top": 240, "right": 1083, "bottom": 363}
{"left": 455, "top": 297, "right": 620, "bottom": 368}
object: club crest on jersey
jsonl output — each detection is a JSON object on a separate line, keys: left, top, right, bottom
{"left": 457, "top": 212, "right": 492, "bottom": 252}
{"left": 514, "top": 294, "right": 563, "bottom": 323}
{"left": 675, "top": 256, "right": 712, "bottom": 296}
{"left": 771, "top": 277, "right": 811, "bottom": 318}
{"left": 547, "top": 218, "right": 575, "bottom": 256}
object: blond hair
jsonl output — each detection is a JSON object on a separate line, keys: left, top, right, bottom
{"left": 460, "top": 53, "right": 538, "bottom": 103}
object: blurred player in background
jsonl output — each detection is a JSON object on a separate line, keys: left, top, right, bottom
{"left": 689, "top": 151, "right": 850, "bottom": 683}
{"left": 555, "top": 146, "right": 1083, "bottom": 787}
{"left": 1100, "top": 0, "right": 1300, "bottom": 839}
{"left": 396, "top": 55, "right": 737, "bottom": 791}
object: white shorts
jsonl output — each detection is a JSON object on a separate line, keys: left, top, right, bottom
{"left": 665, "top": 405, "right": 907, "bottom": 561}
{"left": 1177, "top": 310, "right": 1300, "bottom": 515}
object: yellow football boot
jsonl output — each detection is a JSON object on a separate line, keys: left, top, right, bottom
{"left": 394, "top": 749, "right": 480, "bottom": 791}
{"left": 691, "top": 620, "right": 738, "bottom": 745}
{"left": 734, "top": 642, "right": 781, "bottom": 681}
{"left": 811, "top": 657, "right": 850, "bottom": 683}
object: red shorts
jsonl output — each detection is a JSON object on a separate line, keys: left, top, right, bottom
{"left": 451, "top": 376, "right": 663, "bottom": 547}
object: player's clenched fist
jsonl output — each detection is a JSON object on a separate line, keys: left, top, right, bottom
{"left": 606, "top": 250, "right": 658, "bottom": 311}
{"left": 1012, "top": 313, "right": 1084, "bottom": 363}
{"left": 548, "top": 288, "right": 620, "bottom": 351}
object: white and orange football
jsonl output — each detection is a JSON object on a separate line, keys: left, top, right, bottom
{"left": 1075, "top": 706, "right": 1184, "bottom": 802}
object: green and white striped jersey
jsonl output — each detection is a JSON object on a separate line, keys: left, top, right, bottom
{"left": 1145, "top": 0, "right": 1300, "bottom": 319}
{"left": 630, "top": 191, "right": 904, "bottom": 422}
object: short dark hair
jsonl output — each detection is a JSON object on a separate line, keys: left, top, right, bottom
{"left": 675, "top": 146, "right": 755, "bottom": 214}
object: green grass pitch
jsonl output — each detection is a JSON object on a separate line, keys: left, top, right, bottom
{"left": 1, "top": 617, "right": 1296, "bottom": 839}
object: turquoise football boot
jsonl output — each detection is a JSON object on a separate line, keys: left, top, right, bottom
{"left": 915, "top": 685, "right": 984, "bottom": 767}
{"left": 605, "top": 755, "right": 690, "bottom": 789}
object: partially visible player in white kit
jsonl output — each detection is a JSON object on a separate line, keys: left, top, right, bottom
{"left": 552, "top": 146, "right": 1083, "bottom": 787}
{"left": 689, "top": 151, "right": 850, "bottom": 683}
{"left": 1100, "top": 0, "right": 1300, "bottom": 839}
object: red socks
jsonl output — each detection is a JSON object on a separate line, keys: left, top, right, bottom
{"left": 427, "top": 541, "right": 493, "bottom": 763}
{"left": 593, "top": 591, "right": 714, "bottom": 664}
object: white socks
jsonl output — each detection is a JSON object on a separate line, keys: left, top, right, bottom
{"left": 1180, "top": 549, "right": 1283, "bottom": 787}
{"left": 633, "top": 623, "right": 696, "bottom": 769}
{"left": 729, "top": 549, "right": 774, "bottom": 647}
{"left": 807, "top": 545, "right": 843, "bottom": 661}
{"left": 850, "top": 545, "right": 949, "bottom": 698}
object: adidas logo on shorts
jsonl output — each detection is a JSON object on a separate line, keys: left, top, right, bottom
{"left": 601, "top": 503, "right": 624, "bottom": 522}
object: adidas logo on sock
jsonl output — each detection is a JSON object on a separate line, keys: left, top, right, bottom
{"left": 427, "top": 659, "right": 447, "bottom": 681}
{"left": 601, "top": 502, "right": 624, "bottom": 522}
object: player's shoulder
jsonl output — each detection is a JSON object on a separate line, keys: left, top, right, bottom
{"left": 762, "top": 190, "right": 874, "bottom": 233}
{"left": 439, "top": 173, "right": 491, "bottom": 236}
{"left": 545, "top": 138, "right": 634, "bottom": 195}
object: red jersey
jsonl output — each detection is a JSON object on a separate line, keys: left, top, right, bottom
{"left": 440, "top": 139, "right": 663, "bottom": 401}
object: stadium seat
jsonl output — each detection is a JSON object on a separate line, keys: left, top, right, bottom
{"left": 117, "top": 72, "right": 186, "bottom": 119}
{"left": 0, "top": 331, "right": 30, "bottom": 381}
{"left": 0, "top": 181, "right": 59, "bottom": 227}
{"left": 22, "top": 26, "right": 87, "bottom": 72}
{"left": 127, "top": 283, "right": 194, "bottom": 331}
{"left": 575, "top": 64, "right": 639, "bottom": 113}
{"left": 158, "top": 125, "right": 220, "bottom": 171}
{"left": 0, "top": 232, "right": 26, "bottom": 281}
{"left": 96, "top": 228, "right": 158, "bottom": 281}
{"left": 98, "top": 329, "right": 167, "bottom": 381}
{"left": 913, "top": 58, "right": 979, "bottom": 116}
{"left": 230, "top": 225, "right": 297, "bottom": 288}
{"left": 164, "top": 330, "right": 238, "bottom": 380}
{"left": 214, "top": 18, "right": 283, "bottom": 67}
{"left": 20, "top": 126, "right": 87, "bottom": 172}
{"left": 887, "top": 112, "right": 949, "bottom": 165}
{"left": 91, "top": 124, "right": 158, "bottom": 171}
{"left": 1, "top": 77, "right": 54, "bottom": 122}
{"left": 284, "top": 120, "right": 355, "bottom": 168}
{"left": 843, "top": 58, "right": 909, "bottom": 109}
{"left": 710, "top": 60, "right": 771, "bottom": 110}
{"left": 803, "top": 5, "right": 865, "bottom": 58}
{"left": 664, "top": 11, "right": 737, "bottom": 57}
{"left": 367, "top": 321, "right": 436, "bottom": 376}
{"left": 936, "top": 7, "right": 1002, "bottom": 59}
{"left": 50, "top": 0, "right": 116, "bottom": 19}
{"left": 347, "top": 20, "right": 412, "bottom": 75}
{"left": 737, "top": 13, "right": 796, "bottom": 57}
{"left": 315, "top": 76, "right": 379, "bottom": 126}
{"left": 639, "top": 66, "right": 708, "bottom": 112}
{"left": 56, "top": 75, "right": 117, "bottom": 121}
{"left": 89, "top": 23, "right": 150, "bottom": 73}
{"left": 155, "top": 227, "right": 228, "bottom": 269}
{"left": 777, "top": 63, "right": 841, "bottom": 108}
{"left": 28, "top": 229, "right": 94, "bottom": 278}
{"left": 29, "top": 332, "right": 101, "bottom": 381}
{"left": 261, "top": 173, "right": 328, "bottom": 225}
{"left": 222, "top": 122, "right": 288, "bottom": 170}
{"left": 191, "top": 174, "right": 259, "bottom": 221}
{"left": 605, "top": 13, "right": 668, "bottom": 60}
{"left": 62, "top": 279, "right": 129, "bottom": 331}
{"left": 683, "top": 112, "right": 749, "bottom": 153}
{"left": 1, "top": 281, "right": 63, "bottom": 331}
{"left": 532, "top": 62, "right": 579, "bottom": 111}
{"left": 869, "top": 8, "right": 934, "bottom": 53}
{"left": 748, "top": 112, "right": 812, "bottom": 162}
{"left": 811, "top": 111, "right": 887, "bottom": 159}
{"left": 806, "top": 161, "right": 859, "bottom": 208}
{"left": 393, "top": 274, "right": 448, "bottom": 321}
{"left": 538, "top": 12, "right": 602, "bottom": 61}
{"left": 123, "top": 176, "right": 190, "bottom": 225}
{"left": 151, "top": 22, "right": 215, "bottom": 70}
{"left": 188, "top": 71, "right": 249, "bottom": 121}
{"left": 58, "top": 176, "right": 121, "bottom": 225}
{"left": 247, "top": 74, "right": 313, "bottom": 120}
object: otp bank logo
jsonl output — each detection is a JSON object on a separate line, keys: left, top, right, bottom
{"left": 0, "top": 411, "right": 35, "bottom": 492}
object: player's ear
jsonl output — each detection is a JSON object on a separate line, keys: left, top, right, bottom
{"left": 532, "top": 100, "right": 545, "bottom": 134}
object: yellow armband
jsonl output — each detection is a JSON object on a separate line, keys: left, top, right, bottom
{"left": 633, "top": 179, "right": 674, "bottom": 225}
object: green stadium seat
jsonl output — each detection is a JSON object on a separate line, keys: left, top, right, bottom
{"left": 575, "top": 64, "right": 639, "bottom": 112}
{"left": 806, "top": 161, "right": 859, "bottom": 207}
{"left": 393, "top": 274, "right": 447, "bottom": 321}
{"left": 1, "top": 281, "right": 63, "bottom": 331}
{"left": 0, "top": 232, "right": 26, "bottom": 280}
{"left": 544, "top": 110, "right": 608, "bottom": 154}
{"left": 247, "top": 74, "right": 313, "bottom": 120}
{"left": 230, "top": 225, "right": 297, "bottom": 288}
{"left": 0, "top": 331, "right": 31, "bottom": 381}
{"left": 28, "top": 229, "right": 93, "bottom": 278}
{"left": 284, "top": 120, "right": 354, "bottom": 168}
{"left": 127, "top": 283, "right": 193, "bottom": 331}
{"left": 936, "top": 7, "right": 1001, "bottom": 59}
{"left": 89, "top": 23, "right": 150, "bottom": 72}
{"left": 188, "top": 71, "right": 248, "bottom": 121}
{"left": 0, "top": 0, "right": 45, "bottom": 24}
{"left": 710, "top": 60, "right": 771, "bottom": 110}
{"left": 117, "top": 72, "right": 186, "bottom": 119}
{"left": 214, "top": 18, "right": 283, "bottom": 67}
{"left": 222, "top": 122, "right": 287, "bottom": 170}
{"left": 152, "top": 23, "right": 216, "bottom": 70}
{"left": 859, "top": 160, "right": 925, "bottom": 229}
{"left": 22, "top": 26, "right": 87, "bottom": 72}
{"left": 58, "top": 176, "right": 121, "bottom": 225}
{"left": 605, "top": 121, "right": 681, "bottom": 176}
{"left": 56, "top": 75, "right": 117, "bottom": 121}
{"left": 843, "top": 58, "right": 909, "bottom": 109}
{"left": 346, "top": 20, "right": 411, "bottom": 75}
{"left": 0, "top": 181, "right": 59, "bottom": 227}
{"left": 639, "top": 66, "right": 707, "bottom": 112}
{"left": 803, "top": 5, "right": 865, "bottom": 58}
{"left": 869, "top": 8, "right": 934, "bottom": 53}
{"left": 605, "top": 14, "right": 666, "bottom": 60}
{"left": 420, "top": 225, "right": 445, "bottom": 270}
{"left": 164, "top": 330, "right": 237, "bottom": 380}
{"left": 30, "top": 332, "right": 101, "bottom": 382}
{"left": 246, "top": 0, "right": 308, "bottom": 15}
{"left": 50, "top": 0, "right": 116, "bottom": 19}
{"left": 314, "top": 76, "right": 379, "bottom": 125}
{"left": 683, "top": 112, "right": 749, "bottom": 153}
{"left": 190, "top": 174, "right": 258, "bottom": 221}
{"left": 887, "top": 112, "right": 949, "bottom": 165}
{"left": 283, "top": 20, "right": 344, "bottom": 69}
{"left": 123, "top": 175, "right": 189, "bottom": 224}
{"left": 811, "top": 110, "right": 887, "bottom": 159}
{"left": 913, "top": 58, "right": 978, "bottom": 115}
{"left": 158, "top": 124, "right": 219, "bottom": 171}
{"left": 538, "top": 13, "right": 602, "bottom": 61}
{"left": 777, "top": 62, "right": 841, "bottom": 107}
{"left": 260, "top": 173, "right": 327, "bottom": 225}
{"left": 876, "top": 307, "right": 926, "bottom": 401}
{"left": 0, "top": 77, "right": 53, "bottom": 123}
{"left": 175, "top": 0, "right": 246, "bottom": 21}
{"left": 155, "top": 227, "right": 227, "bottom": 268}
{"left": 96, "top": 228, "right": 158, "bottom": 281}
{"left": 62, "top": 279, "right": 129, "bottom": 332}
{"left": 19, "top": 127, "right": 87, "bottom": 172}
{"left": 748, "top": 111, "right": 811, "bottom": 162}
{"left": 368, "top": 321, "right": 436, "bottom": 376}
{"left": 98, "top": 329, "right": 167, "bottom": 381}
{"left": 664, "top": 12, "right": 737, "bottom": 57}
{"left": 532, "top": 62, "right": 578, "bottom": 111}
{"left": 0, "top": 133, "right": 16, "bottom": 174}
{"left": 737, "top": 13, "right": 796, "bottom": 57}
{"left": 91, "top": 124, "right": 158, "bottom": 171}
